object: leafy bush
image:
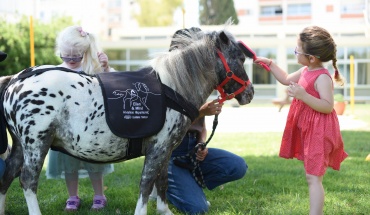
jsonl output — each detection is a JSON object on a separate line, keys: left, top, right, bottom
{"left": 0, "top": 15, "right": 74, "bottom": 75}
{"left": 334, "top": 93, "right": 344, "bottom": 102}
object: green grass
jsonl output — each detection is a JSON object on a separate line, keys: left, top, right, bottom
{"left": 3, "top": 104, "right": 370, "bottom": 215}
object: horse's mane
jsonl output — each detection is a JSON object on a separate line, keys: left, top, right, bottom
{"left": 151, "top": 29, "right": 218, "bottom": 104}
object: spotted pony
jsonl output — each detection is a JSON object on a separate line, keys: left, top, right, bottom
{"left": 0, "top": 27, "right": 254, "bottom": 215}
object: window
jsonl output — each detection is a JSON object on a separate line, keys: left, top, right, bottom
{"left": 106, "top": 50, "right": 127, "bottom": 60}
{"left": 341, "top": 1, "right": 364, "bottom": 14}
{"left": 108, "top": 0, "right": 122, "bottom": 7}
{"left": 347, "top": 47, "right": 370, "bottom": 59}
{"left": 128, "top": 49, "right": 147, "bottom": 60}
{"left": 357, "top": 63, "right": 370, "bottom": 85}
{"left": 340, "top": 64, "right": 350, "bottom": 84}
{"left": 287, "top": 4, "right": 311, "bottom": 15}
{"left": 335, "top": 46, "right": 370, "bottom": 85}
{"left": 336, "top": 47, "right": 345, "bottom": 59}
{"left": 106, "top": 48, "right": 167, "bottom": 71}
{"left": 260, "top": 5, "right": 283, "bottom": 16}
{"left": 252, "top": 48, "right": 276, "bottom": 84}
{"left": 113, "top": 65, "right": 126, "bottom": 72}
{"left": 287, "top": 64, "right": 301, "bottom": 74}
{"left": 287, "top": 47, "right": 296, "bottom": 59}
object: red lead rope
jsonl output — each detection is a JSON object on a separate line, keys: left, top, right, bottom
{"left": 215, "top": 50, "right": 251, "bottom": 104}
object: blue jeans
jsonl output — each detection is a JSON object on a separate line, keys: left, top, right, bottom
{"left": 167, "top": 133, "right": 248, "bottom": 214}
{"left": 0, "top": 158, "right": 5, "bottom": 178}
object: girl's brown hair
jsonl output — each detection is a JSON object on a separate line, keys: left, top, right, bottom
{"left": 299, "top": 26, "right": 344, "bottom": 86}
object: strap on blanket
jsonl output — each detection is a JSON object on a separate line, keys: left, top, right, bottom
{"left": 17, "top": 66, "right": 90, "bottom": 79}
{"left": 162, "top": 84, "right": 199, "bottom": 122}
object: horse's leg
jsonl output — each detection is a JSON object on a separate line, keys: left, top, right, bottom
{"left": 21, "top": 134, "right": 53, "bottom": 215}
{"left": 0, "top": 134, "right": 23, "bottom": 215}
{"left": 21, "top": 152, "right": 46, "bottom": 215}
{"left": 134, "top": 156, "right": 154, "bottom": 215}
{"left": 134, "top": 143, "right": 173, "bottom": 215}
{"left": 155, "top": 162, "right": 172, "bottom": 215}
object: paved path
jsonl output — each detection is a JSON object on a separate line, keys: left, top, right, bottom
{"left": 205, "top": 107, "right": 368, "bottom": 133}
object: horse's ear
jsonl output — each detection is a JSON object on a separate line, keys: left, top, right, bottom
{"left": 219, "top": 31, "right": 230, "bottom": 45}
{"left": 0, "top": 51, "right": 7, "bottom": 62}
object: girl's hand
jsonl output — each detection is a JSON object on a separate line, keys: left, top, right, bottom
{"left": 254, "top": 56, "right": 269, "bottom": 64}
{"left": 254, "top": 57, "right": 271, "bottom": 65}
{"left": 254, "top": 57, "right": 272, "bottom": 71}
{"left": 287, "top": 81, "right": 306, "bottom": 100}
{"left": 98, "top": 52, "right": 109, "bottom": 72}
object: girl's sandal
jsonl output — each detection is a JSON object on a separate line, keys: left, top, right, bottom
{"left": 65, "top": 196, "right": 81, "bottom": 211}
{"left": 91, "top": 195, "right": 107, "bottom": 210}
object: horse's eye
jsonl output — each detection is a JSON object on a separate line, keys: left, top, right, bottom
{"left": 240, "top": 56, "right": 245, "bottom": 63}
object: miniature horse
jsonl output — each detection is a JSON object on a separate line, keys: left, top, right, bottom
{"left": 0, "top": 28, "right": 254, "bottom": 215}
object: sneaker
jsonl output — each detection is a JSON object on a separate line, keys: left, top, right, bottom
{"left": 65, "top": 196, "right": 81, "bottom": 211}
{"left": 91, "top": 195, "right": 107, "bottom": 210}
{"left": 207, "top": 201, "right": 211, "bottom": 207}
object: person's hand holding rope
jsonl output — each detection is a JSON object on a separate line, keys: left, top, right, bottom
{"left": 199, "top": 99, "right": 223, "bottom": 117}
{"left": 196, "top": 143, "right": 208, "bottom": 161}
{"left": 194, "top": 99, "right": 223, "bottom": 161}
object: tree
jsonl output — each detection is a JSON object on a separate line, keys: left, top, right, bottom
{"left": 134, "top": 0, "right": 183, "bottom": 27}
{"left": 199, "top": 0, "right": 239, "bottom": 25}
{"left": 0, "top": 16, "right": 74, "bottom": 75}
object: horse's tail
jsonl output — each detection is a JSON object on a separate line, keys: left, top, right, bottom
{"left": 0, "top": 75, "right": 13, "bottom": 154}
{"left": 0, "top": 145, "right": 11, "bottom": 160}
{"left": 0, "top": 75, "right": 12, "bottom": 95}
{"left": 0, "top": 75, "right": 12, "bottom": 105}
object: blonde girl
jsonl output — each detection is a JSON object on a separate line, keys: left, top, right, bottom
{"left": 46, "top": 25, "right": 114, "bottom": 211}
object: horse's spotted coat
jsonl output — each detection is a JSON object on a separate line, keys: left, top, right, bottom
{"left": 3, "top": 70, "right": 119, "bottom": 162}
{"left": 0, "top": 28, "right": 255, "bottom": 215}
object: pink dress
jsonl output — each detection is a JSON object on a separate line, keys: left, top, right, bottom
{"left": 279, "top": 67, "right": 348, "bottom": 176}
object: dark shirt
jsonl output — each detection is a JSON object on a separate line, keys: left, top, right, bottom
{"left": 188, "top": 117, "right": 204, "bottom": 134}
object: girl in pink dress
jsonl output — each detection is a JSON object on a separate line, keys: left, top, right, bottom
{"left": 255, "top": 26, "right": 348, "bottom": 215}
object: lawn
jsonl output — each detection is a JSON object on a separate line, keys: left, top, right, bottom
{"left": 3, "top": 104, "right": 370, "bottom": 215}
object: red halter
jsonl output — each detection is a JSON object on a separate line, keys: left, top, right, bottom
{"left": 215, "top": 50, "right": 251, "bottom": 104}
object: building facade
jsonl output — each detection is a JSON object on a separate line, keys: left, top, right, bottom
{"left": 1, "top": 0, "right": 369, "bottom": 101}
{"left": 103, "top": 0, "right": 370, "bottom": 101}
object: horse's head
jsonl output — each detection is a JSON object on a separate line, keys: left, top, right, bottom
{"left": 209, "top": 30, "right": 254, "bottom": 105}
{"left": 0, "top": 51, "right": 7, "bottom": 62}
{"left": 169, "top": 27, "right": 254, "bottom": 105}
{"left": 154, "top": 26, "right": 254, "bottom": 108}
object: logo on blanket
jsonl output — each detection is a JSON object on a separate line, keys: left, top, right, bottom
{"left": 96, "top": 68, "right": 166, "bottom": 138}
{"left": 108, "top": 82, "right": 161, "bottom": 120}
